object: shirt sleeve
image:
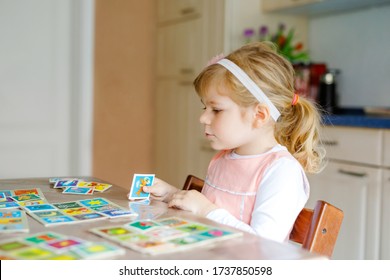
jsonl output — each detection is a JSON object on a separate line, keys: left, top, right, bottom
{"left": 206, "top": 157, "right": 309, "bottom": 243}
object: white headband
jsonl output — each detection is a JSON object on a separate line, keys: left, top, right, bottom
{"left": 217, "top": 58, "right": 281, "bottom": 121}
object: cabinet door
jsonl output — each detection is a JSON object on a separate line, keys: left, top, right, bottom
{"left": 384, "top": 130, "right": 390, "bottom": 168}
{"left": 381, "top": 169, "right": 390, "bottom": 259}
{"left": 157, "top": 0, "right": 203, "bottom": 23}
{"left": 320, "top": 126, "right": 382, "bottom": 166}
{"left": 307, "top": 161, "right": 381, "bottom": 259}
{"left": 157, "top": 18, "right": 203, "bottom": 79}
{"left": 155, "top": 80, "right": 201, "bottom": 187}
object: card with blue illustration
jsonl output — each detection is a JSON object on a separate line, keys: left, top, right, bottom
{"left": 53, "top": 179, "right": 81, "bottom": 189}
{"left": 128, "top": 174, "right": 155, "bottom": 200}
{"left": 0, "top": 209, "right": 29, "bottom": 233}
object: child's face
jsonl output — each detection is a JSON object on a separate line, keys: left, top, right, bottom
{"left": 199, "top": 84, "right": 258, "bottom": 154}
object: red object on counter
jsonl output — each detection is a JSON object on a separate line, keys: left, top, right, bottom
{"left": 293, "top": 63, "right": 327, "bottom": 102}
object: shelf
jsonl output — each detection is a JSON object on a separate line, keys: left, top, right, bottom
{"left": 262, "top": 0, "right": 390, "bottom": 17}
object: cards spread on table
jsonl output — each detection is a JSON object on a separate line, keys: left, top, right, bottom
{"left": 128, "top": 174, "right": 155, "bottom": 200}
{"left": 26, "top": 197, "right": 138, "bottom": 227}
{"left": 0, "top": 188, "right": 49, "bottom": 210}
{"left": 49, "top": 178, "right": 113, "bottom": 195}
{"left": 0, "top": 231, "right": 125, "bottom": 259}
{"left": 89, "top": 216, "right": 243, "bottom": 255}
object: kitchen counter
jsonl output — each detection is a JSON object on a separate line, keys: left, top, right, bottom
{"left": 321, "top": 108, "right": 390, "bottom": 129}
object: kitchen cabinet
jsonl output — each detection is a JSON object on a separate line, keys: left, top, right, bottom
{"left": 157, "top": 18, "right": 203, "bottom": 79}
{"left": 155, "top": 0, "right": 224, "bottom": 186}
{"left": 307, "top": 160, "right": 381, "bottom": 259}
{"left": 157, "top": 0, "right": 203, "bottom": 24}
{"left": 155, "top": 0, "right": 310, "bottom": 186}
{"left": 261, "top": 0, "right": 390, "bottom": 16}
{"left": 262, "top": 0, "right": 320, "bottom": 12}
{"left": 306, "top": 126, "right": 389, "bottom": 259}
{"left": 155, "top": 80, "right": 195, "bottom": 186}
{"left": 380, "top": 130, "right": 390, "bottom": 259}
{"left": 382, "top": 169, "right": 390, "bottom": 259}
{"left": 384, "top": 130, "right": 390, "bottom": 167}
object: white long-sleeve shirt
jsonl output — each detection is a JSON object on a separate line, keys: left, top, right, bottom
{"left": 206, "top": 145, "right": 309, "bottom": 243}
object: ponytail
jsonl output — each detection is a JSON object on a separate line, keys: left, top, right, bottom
{"left": 275, "top": 96, "right": 325, "bottom": 173}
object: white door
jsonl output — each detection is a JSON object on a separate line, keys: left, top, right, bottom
{"left": 0, "top": 0, "right": 93, "bottom": 179}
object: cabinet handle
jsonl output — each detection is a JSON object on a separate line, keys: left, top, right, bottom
{"left": 321, "top": 140, "right": 338, "bottom": 146}
{"left": 337, "top": 169, "right": 367, "bottom": 177}
{"left": 181, "top": 7, "right": 195, "bottom": 15}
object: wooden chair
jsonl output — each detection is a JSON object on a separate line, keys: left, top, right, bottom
{"left": 182, "top": 174, "right": 344, "bottom": 258}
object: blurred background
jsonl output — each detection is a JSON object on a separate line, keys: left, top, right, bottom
{"left": 0, "top": 0, "right": 389, "bottom": 189}
{"left": 1, "top": 0, "right": 390, "bottom": 260}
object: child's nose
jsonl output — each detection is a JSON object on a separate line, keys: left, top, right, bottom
{"left": 199, "top": 110, "right": 210, "bottom": 125}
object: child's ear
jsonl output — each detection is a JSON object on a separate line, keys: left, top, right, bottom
{"left": 253, "top": 104, "right": 271, "bottom": 127}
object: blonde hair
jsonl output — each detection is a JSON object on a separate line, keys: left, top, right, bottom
{"left": 193, "top": 41, "right": 325, "bottom": 173}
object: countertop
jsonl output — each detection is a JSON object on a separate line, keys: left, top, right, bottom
{"left": 321, "top": 108, "right": 390, "bottom": 129}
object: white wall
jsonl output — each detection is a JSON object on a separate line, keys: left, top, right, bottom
{"left": 0, "top": 0, "right": 94, "bottom": 179}
{"left": 309, "top": 6, "right": 390, "bottom": 108}
{"left": 225, "top": 0, "right": 308, "bottom": 53}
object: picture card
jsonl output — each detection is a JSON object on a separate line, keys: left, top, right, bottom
{"left": 62, "top": 186, "right": 94, "bottom": 195}
{"left": 23, "top": 204, "right": 57, "bottom": 212}
{"left": 0, "top": 209, "right": 29, "bottom": 233}
{"left": 77, "top": 181, "right": 112, "bottom": 193}
{"left": 0, "top": 192, "right": 7, "bottom": 202}
{"left": 128, "top": 174, "right": 155, "bottom": 200}
{"left": 53, "top": 179, "right": 82, "bottom": 189}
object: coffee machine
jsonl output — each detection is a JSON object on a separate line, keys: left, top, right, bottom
{"left": 318, "top": 69, "right": 340, "bottom": 114}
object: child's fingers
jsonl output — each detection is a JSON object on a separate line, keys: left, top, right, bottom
{"left": 168, "top": 191, "right": 188, "bottom": 209}
{"left": 167, "top": 198, "right": 183, "bottom": 210}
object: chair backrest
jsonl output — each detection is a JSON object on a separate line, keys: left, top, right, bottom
{"left": 182, "top": 174, "right": 344, "bottom": 258}
{"left": 290, "top": 200, "right": 344, "bottom": 258}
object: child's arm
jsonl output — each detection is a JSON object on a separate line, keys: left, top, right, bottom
{"left": 168, "top": 190, "right": 218, "bottom": 217}
{"left": 142, "top": 177, "right": 178, "bottom": 202}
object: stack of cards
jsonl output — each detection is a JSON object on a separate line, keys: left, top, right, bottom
{"left": 0, "top": 231, "right": 125, "bottom": 260}
{"left": 25, "top": 197, "right": 138, "bottom": 227}
{"left": 50, "top": 178, "right": 112, "bottom": 195}
{"left": 90, "top": 216, "right": 243, "bottom": 255}
{"left": 127, "top": 174, "right": 155, "bottom": 201}
{"left": 0, "top": 188, "right": 48, "bottom": 210}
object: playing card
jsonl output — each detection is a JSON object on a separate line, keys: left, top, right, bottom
{"left": 128, "top": 174, "right": 155, "bottom": 200}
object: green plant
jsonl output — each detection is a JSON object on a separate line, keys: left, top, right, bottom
{"left": 243, "top": 23, "right": 310, "bottom": 63}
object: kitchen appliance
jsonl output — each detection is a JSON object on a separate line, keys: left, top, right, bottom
{"left": 293, "top": 63, "right": 327, "bottom": 102}
{"left": 318, "top": 69, "right": 340, "bottom": 114}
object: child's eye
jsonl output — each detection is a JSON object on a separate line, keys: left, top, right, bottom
{"left": 213, "top": 109, "right": 222, "bottom": 113}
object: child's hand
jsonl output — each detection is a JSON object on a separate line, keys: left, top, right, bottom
{"left": 142, "top": 177, "right": 178, "bottom": 203}
{"left": 168, "top": 190, "right": 218, "bottom": 217}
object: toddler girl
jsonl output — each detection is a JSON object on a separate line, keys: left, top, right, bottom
{"left": 142, "top": 42, "right": 324, "bottom": 243}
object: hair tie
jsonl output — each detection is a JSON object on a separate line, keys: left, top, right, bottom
{"left": 292, "top": 93, "right": 299, "bottom": 106}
